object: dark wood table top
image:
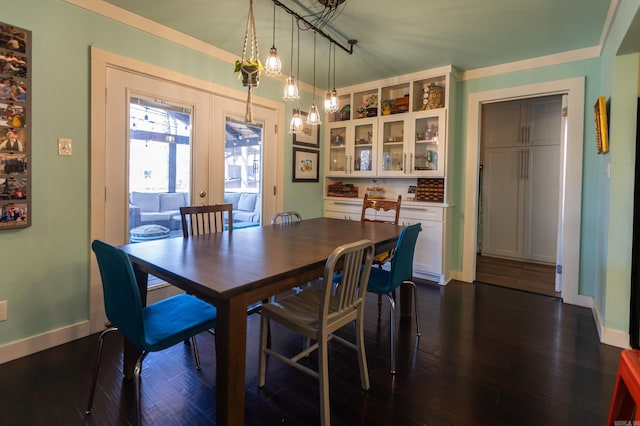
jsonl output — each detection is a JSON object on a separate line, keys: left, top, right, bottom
{"left": 121, "top": 217, "right": 400, "bottom": 303}
{"left": 119, "top": 217, "right": 401, "bottom": 426}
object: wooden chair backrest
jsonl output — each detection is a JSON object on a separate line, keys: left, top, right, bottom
{"left": 360, "top": 194, "right": 401, "bottom": 225}
{"left": 180, "top": 204, "right": 233, "bottom": 237}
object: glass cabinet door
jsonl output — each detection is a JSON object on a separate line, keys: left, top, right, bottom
{"left": 328, "top": 125, "right": 348, "bottom": 174}
{"left": 352, "top": 119, "right": 376, "bottom": 175}
{"left": 379, "top": 117, "right": 406, "bottom": 175}
{"left": 412, "top": 109, "right": 445, "bottom": 176}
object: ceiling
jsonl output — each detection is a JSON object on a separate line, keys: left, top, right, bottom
{"left": 102, "top": 0, "right": 615, "bottom": 89}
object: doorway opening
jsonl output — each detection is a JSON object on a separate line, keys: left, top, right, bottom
{"left": 476, "top": 95, "right": 562, "bottom": 297}
{"left": 461, "top": 77, "right": 587, "bottom": 307}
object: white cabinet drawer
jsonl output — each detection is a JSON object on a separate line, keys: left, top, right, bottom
{"left": 324, "top": 199, "right": 362, "bottom": 221}
{"left": 399, "top": 205, "right": 444, "bottom": 222}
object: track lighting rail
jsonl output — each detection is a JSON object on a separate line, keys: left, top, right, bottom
{"left": 271, "top": 0, "right": 356, "bottom": 54}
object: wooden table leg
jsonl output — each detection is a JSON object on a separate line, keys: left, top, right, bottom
{"left": 123, "top": 264, "right": 148, "bottom": 379}
{"left": 216, "top": 295, "right": 247, "bottom": 426}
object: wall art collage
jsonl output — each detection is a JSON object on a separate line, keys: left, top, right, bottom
{"left": 0, "top": 22, "right": 30, "bottom": 229}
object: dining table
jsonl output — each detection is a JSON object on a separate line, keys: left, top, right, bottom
{"left": 119, "top": 217, "right": 401, "bottom": 425}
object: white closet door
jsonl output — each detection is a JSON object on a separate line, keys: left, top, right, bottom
{"left": 523, "top": 144, "right": 560, "bottom": 262}
{"left": 482, "top": 147, "right": 525, "bottom": 259}
{"left": 481, "top": 99, "right": 525, "bottom": 148}
{"left": 528, "top": 96, "right": 563, "bottom": 147}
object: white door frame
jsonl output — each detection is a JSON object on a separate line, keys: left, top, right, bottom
{"left": 89, "top": 47, "right": 284, "bottom": 332}
{"left": 461, "top": 77, "right": 591, "bottom": 307}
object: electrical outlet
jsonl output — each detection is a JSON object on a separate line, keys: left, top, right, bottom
{"left": 58, "top": 138, "right": 72, "bottom": 156}
{"left": 0, "top": 300, "right": 7, "bottom": 321}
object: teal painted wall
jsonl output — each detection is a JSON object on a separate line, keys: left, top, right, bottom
{"left": 597, "top": 0, "right": 640, "bottom": 334}
{"left": 0, "top": 0, "right": 322, "bottom": 346}
{"left": 452, "top": 58, "right": 602, "bottom": 299}
{"left": 1, "top": 0, "right": 638, "bottom": 349}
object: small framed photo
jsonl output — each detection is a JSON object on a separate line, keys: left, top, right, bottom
{"left": 292, "top": 147, "right": 319, "bottom": 182}
{"left": 292, "top": 110, "right": 320, "bottom": 148}
{"left": 594, "top": 96, "right": 609, "bottom": 154}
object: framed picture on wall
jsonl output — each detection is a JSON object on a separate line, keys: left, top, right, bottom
{"left": 292, "top": 110, "right": 320, "bottom": 148}
{"left": 594, "top": 96, "right": 609, "bottom": 154}
{"left": 0, "top": 21, "right": 31, "bottom": 229}
{"left": 292, "top": 147, "right": 319, "bottom": 182}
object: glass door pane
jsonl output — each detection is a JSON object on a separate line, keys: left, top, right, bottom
{"left": 128, "top": 97, "right": 192, "bottom": 243}
{"left": 353, "top": 122, "right": 373, "bottom": 173}
{"left": 224, "top": 117, "right": 262, "bottom": 228}
{"left": 328, "top": 125, "right": 347, "bottom": 173}
{"left": 381, "top": 119, "right": 404, "bottom": 172}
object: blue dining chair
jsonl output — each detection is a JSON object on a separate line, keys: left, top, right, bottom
{"left": 366, "top": 222, "right": 422, "bottom": 374}
{"left": 86, "top": 240, "right": 217, "bottom": 425}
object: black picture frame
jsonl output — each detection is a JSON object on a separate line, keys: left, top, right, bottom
{"left": 292, "top": 147, "right": 319, "bottom": 182}
{"left": 292, "top": 111, "right": 320, "bottom": 148}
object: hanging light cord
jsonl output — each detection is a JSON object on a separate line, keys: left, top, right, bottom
{"left": 272, "top": 3, "right": 277, "bottom": 47}
{"left": 332, "top": 42, "right": 337, "bottom": 91}
{"left": 312, "top": 32, "right": 316, "bottom": 99}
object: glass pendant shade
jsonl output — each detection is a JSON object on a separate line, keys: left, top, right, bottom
{"left": 289, "top": 110, "right": 304, "bottom": 134}
{"left": 283, "top": 75, "right": 299, "bottom": 100}
{"left": 307, "top": 33, "right": 321, "bottom": 126}
{"left": 264, "top": 3, "right": 281, "bottom": 77}
{"left": 325, "top": 89, "right": 339, "bottom": 113}
{"left": 264, "top": 46, "right": 282, "bottom": 76}
{"left": 307, "top": 103, "right": 322, "bottom": 125}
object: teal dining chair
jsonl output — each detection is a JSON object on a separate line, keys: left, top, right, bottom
{"left": 366, "top": 222, "right": 422, "bottom": 374}
{"left": 86, "top": 240, "right": 217, "bottom": 425}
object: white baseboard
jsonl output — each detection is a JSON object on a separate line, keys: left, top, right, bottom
{"left": 0, "top": 321, "right": 91, "bottom": 365}
{"left": 592, "top": 303, "right": 630, "bottom": 349}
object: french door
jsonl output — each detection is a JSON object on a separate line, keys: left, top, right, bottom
{"left": 91, "top": 61, "right": 279, "bottom": 331}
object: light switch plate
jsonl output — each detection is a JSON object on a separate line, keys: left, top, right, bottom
{"left": 58, "top": 138, "right": 72, "bottom": 156}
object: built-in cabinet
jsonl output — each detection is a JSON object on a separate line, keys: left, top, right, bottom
{"left": 326, "top": 70, "right": 452, "bottom": 179}
{"left": 323, "top": 197, "right": 449, "bottom": 283}
{"left": 480, "top": 95, "right": 562, "bottom": 264}
{"left": 323, "top": 66, "right": 456, "bottom": 284}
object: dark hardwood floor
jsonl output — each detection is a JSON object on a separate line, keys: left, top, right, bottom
{"left": 0, "top": 280, "right": 621, "bottom": 425}
{"left": 476, "top": 255, "right": 560, "bottom": 297}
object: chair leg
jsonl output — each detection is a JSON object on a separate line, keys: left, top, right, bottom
{"left": 258, "top": 314, "right": 269, "bottom": 387}
{"left": 404, "top": 280, "right": 421, "bottom": 337}
{"left": 85, "top": 327, "right": 118, "bottom": 415}
{"left": 191, "top": 335, "right": 202, "bottom": 370}
{"left": 356, "top": 306, "right": 370, "bottom": 390}
{"left": 134, "top": 351, "right": 149, "bottom": 426}
{"left": 387, "top": 293, "right": 396, "bottom": 374}
{"left": 318, "top": 333, "right": 330, "bottom": 426}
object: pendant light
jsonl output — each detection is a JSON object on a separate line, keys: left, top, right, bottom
{"left": 263, "top": 2, "right": 282, "bottom": 77}
{"left": 283, "top": 15, "right": 299, "bottom": 101}
{"left": 306, "top": 32, "right": 321, "bottom": 126}
{"left": 324, "top": 41, "right": 339, "bottom": 113}
{"left": 289, "top": 23, "right": 303, "bottom": 134}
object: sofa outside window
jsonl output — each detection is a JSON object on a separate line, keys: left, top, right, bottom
{"left": 223, "top": 192, "right": 261, "bottom": 225}
{"left": 129, "top": 192, "right": 189, "bottom": 230}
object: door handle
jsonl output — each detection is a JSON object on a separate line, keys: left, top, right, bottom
{"left": 403, "top": 153, "right": 407, "bottom": 174}
{"left": 199, "top": 190, "right": 206, "bottom": 198}
{"left": 410, "top": 153, "right": 414, "bottom": 174}
{"left": 520, "top": 150, "right": 524, "bottom": 180}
